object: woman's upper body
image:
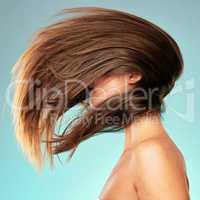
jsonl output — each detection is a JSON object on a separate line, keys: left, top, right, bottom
{"left": 98, "top": 115, "right": 190, "bottom": 200}
{"left": 11, "top": 7, "right": 190, "bottom": 199}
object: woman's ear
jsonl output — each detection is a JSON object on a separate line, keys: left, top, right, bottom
{"left": 128, "top": 72, "right": 142, "bottom": 84}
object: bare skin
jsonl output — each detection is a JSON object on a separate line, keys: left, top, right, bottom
{"left": 88, "top": 71, "right": 190, "bottom": 200}
{"left": 98, "top": 115, "right": 190, "bottom": 200}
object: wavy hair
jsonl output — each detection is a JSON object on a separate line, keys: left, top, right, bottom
{"left": 11, "top": 7, "right": 184, "bottom": 172}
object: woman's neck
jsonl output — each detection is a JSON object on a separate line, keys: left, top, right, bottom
{"left": 124, "top": 113, "right": 167, "bottom": 151}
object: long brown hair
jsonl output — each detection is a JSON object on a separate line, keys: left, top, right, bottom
{"left": 11, "top": 6, "right": 184, "bottom": 172}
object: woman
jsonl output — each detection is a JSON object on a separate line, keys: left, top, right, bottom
{"left": 11, "top": 7, "right": 190, "bottom": 199}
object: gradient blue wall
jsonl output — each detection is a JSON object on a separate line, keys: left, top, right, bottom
{"left": 0, "top": 0, "right": 199, "bottom": 199}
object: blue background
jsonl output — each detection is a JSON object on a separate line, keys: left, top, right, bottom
{"left": 0, "top": 0, "right": 199, "bottom": 199}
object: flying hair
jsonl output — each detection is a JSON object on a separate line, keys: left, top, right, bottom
{"left": 11, "top": 6, "right": 184, "bottom": 172}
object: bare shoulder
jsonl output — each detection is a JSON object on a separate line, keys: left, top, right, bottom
{"left": 129, "top": 136, "right": 190, "bottom": 197}
{"left": 131, "top": 136, "right": 186, "bottom": 167}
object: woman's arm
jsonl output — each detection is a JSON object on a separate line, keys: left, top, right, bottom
{"left": 132, "top": 139, "right": 190, "bottom": 200}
